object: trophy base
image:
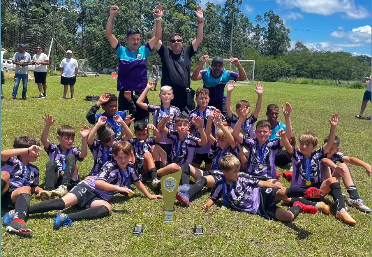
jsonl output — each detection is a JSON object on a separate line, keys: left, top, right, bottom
{"left": 133, "top": 223, "right": 143, "bottom": 234}
{"left": 162, "top": 210, "right": 175, "bottom": 223}
{"left": 193, "top": 224, "right": 204, "bottom": 235}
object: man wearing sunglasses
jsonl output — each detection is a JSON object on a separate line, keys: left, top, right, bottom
{"left": 32, "top": 46, "right": 49, "bottom": 99}
{"left": 153, "top": 6, "right": 204, "bottom": 113}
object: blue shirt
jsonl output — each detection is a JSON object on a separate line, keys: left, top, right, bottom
{"left": 269, "top": 122, "right": 286, "bottom": 141}
{"left": 96, "top": 111, "right": 127, "bottom": 138}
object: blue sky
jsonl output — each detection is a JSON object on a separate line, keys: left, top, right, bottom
{"left": 201, "top": 0, "right": 372, "bottom": 56}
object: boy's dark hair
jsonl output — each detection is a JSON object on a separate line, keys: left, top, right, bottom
{"left": 127, "top": 28, "right": 140, "bottom": 37}
{"left": 175, "top": 115, "right": 189, "bottom": 124}
{"left": 170, "top": 33, "right": 182, "bottom": 41}
{"left": 196, "top": 88, "right": 209, "bottom": 97}
{"left": 97, "top": 123, "right": 115, "bottom": 144}
{"left": 57, "top": 125, "right": 75, "bottom": 137}
{"left": 13, "top": 136, "right": 40, "bottom": 149}
{"left": 102, "top": 93, "right": 117, "bottom": 106}
{"left": 113, "top": 141, "right": 132, "bottom": 156}
{"left": 134, "top": 120, "right": 148, "bottom": 132}
{"left": 266, "top": 104, "right": 279, "bottom": 114}
{"left": 256, "top": 120, "right": 271, "bottom": 130}
{"left": 324, "top": 135, "right": 341, "bottom": 147}
{"left": 236, "top": 100, "right": 250, "bottom": 110}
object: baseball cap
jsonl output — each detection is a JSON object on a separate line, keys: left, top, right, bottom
{"left": 66, "top": 50, "right": 73, "bottom": 54}
{"left": 18, "top": 44, "right": 26, "bottom": 48}
{"left": 212, "top": 56, "right": 224, "bottom": 65}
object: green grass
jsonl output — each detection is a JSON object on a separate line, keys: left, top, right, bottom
{"left": 1, "top": 76, "right": 371, "bottom": 257}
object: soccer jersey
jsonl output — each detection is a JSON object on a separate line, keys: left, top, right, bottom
{"left": 1, "top": 157, "right": 39, "bottom": 189}
{"left": 200, "top": 68, "right": 238, "bottom": 104}
{"left": 88, "top": 140, "right": 115, "bottom": 176}
{"left": 229, "top": 114, "right": 257, "bottom": 138}
{"left": 83, "top": 161, "right": 140, "bottom": 201}
{"left": 291, "top": 147, "right": 325, "bottom": 188}
{"left": 269, "top": 122, "right": 286, "bottom": 141}
{"left": 329, "top": 151, "right": 345, "bottom": 164}
{"left": 115, "top": 43, "right": 151, "bottom": 91}
{"left": 167, "top": 129, "right": 199, "bottom": 165}
{"left": 44, "top": 142, "right": 83, "bottom": 172}
{"left": 148, "top": 104, "right": 180, "bottom": 145}
{"left": 129, "top": 138, "right": 156, "bottom": 160}
{"left": 210, "top": 140, "right": 237, "bottom": 171}
{"left": 242, "top": 137, "right": 281, "bottom": 179}
{"left": 96, "top": 111, "right": 127, "bottom": 138}
{"left": 209, "top": 173, "right": 260, "bottom": 213}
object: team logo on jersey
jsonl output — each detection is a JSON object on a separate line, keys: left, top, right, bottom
{"left": 137, "top": 53, "right": 142, "bottom": 59}
{"left": 265, "top": 188, "right": 272, "bottom": 193}
{"left": 181, "top": 57, "right": 184, "bottom": 62}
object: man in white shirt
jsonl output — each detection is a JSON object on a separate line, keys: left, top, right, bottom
{"left": 356, "top": 77, "right": 372, "bottom": 120}
{"left": 33, "top": 46, "right": 49, "bottom": 99}
{"left": 10, "top": 44, "right": 32, "bottom": 100}
{"left": 1, "top": 45, "right": 7, "bottom": 100}
{"left": 60, "top": 50, "right": 78, "bottom": 100}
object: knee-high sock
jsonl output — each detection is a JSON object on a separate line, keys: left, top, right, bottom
{"left": 285, "top": 188, "right": 307, "bottom": 198}
{"left": 149, "top": 168, "right": 158, "bottom": 180}
{"left": 155, "top": 161, "right": 163, "bottom": 170}
{"left": 45, "top": 160, "right": 58, "bottom": 190}
{"left": 186, "top": 176, "right": 207, "bottom": 199}
{"left": 28, "top": 198, "right": 65, "bottom": 214}
{"left": 330, "top": 182, "right": 346, "bottom": 211}
{"left": 287, "top": 205, "right": 301, "bottom": 219}
{"left": 180, "top": 164, "right": 190, "bottom": 185}
{"left": 290, "top": 197, "right": 316, "bottom": 206}
{"left": 67, "top": 205, "right": 110, "bottom": 221}
{"left": 347, "top": 186, "right": 361, "bottom": 200}
{"left": 14, "top": 193, "right": 31, "bottom": 220}
{"left": 62, "top": 154, "right": 76, "bottom": 186}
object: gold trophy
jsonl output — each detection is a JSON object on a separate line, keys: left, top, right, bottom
{"left": 133, "top": 210, "right": 144, "bottom": 235}
{"left": 193, "top": 213, "right": 204, "bottom": 235}
{"left": 161, "top": 170, "right": 182, "bottom": 223}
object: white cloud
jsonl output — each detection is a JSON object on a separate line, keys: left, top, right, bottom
{"left": 245, "top": 5, "right": 254, "bottom": 13}
{"left": 276, "top": 0, "right": 371, "bottom": 19}
{"left": 331, "top": 25, "right": 371, "bottom": 44}
{"left": 284, "top": 12, "right": 304, "bottom": 20}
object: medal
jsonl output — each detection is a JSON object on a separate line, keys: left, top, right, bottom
{"left": 256, "top": 141, "right": 267, "bottom": 171}
{"left": 306, "top": 180, "right": 311, "bottom": 186}
{"left": 128, "top": 192, "right": 134, "bottom": 197}
{"left": 303, "top": 155, "right": 313, "bottom": 187}
{"left": 258, "top": 164, "right": 264, "bottom": 169}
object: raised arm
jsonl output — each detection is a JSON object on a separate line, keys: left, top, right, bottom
{"left": 323, "top": 114, "right": 339, "bottom": 154}
{"left": 87, "top": 116, "right": 107, "bottom": 146}
{"left": 106, "top": 6, "right": 120, "bottom": 49}
{"left": 147, "top": 124, "right": 162, "bottom": 143}
{"left": 279, "top": 129, "right": 293, "bottom": 155}
{"left": 148, "top": 5, "right": 164, "bottom": 50}
{"left": 282, "top": 102, "right": 293, "bottom": 142}
{"left": 192, "top": 6, "right": 204, "bottom": 51}
{"left": 114, "top": 115, "right": 133, "bottom": 141}
{"left": 151, "top": 19, "right": 162, "bottom": 51}
{"left": 191, "top": 55, "right": 208, "bottom": 81}
{"left": 205, "top": 114, "right": 216, "bottom": 145}
{"left": 251, "top": 82, "right": 263, "bottom": 118}
{"left": 137, "top": 83, "right": 153, "bottom": 111}
{"left": 213, "top": 112, "right": 235, "bottom": 148}
{"left": 1, "top": 145, "right": 42, "bottom": 162}
{"left": 79, "top": 126, "right": 90, "bottom": 159}
{"left": 157, "top": 115, "right": 171, "bottom": 135}
{"left": 230, "top": 58, "right": 247, "bottom": 81}
{"left": 232, "top": 107, "right": 250, "bottom": 144}
{"left": 226, "top": 81, "right": 235, "bottom": 120}
{"left": 192, "top": 116, "right": 208, "bottom": 146}
{"left": 41, "top": 114, "right": 55, "bottom": 149}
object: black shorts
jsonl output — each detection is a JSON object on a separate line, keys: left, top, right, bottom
{"left": 1, "top": 71, "right": 4, "bottom": 84}
{"left": 134, "top": 157, "right": 144, "bottom": 175}
{"left": 203, "top": 170, "right": 223, "bottom": 182}
{"left": 158, "top": 143, "right": 172, "bottom": 163}
{"left": 61, "top": 76, "right": 76, "bottom": 86}
{"left": 193, "top": 153, "right": 213, "bottom": 165}
{"left": 1, "top": 186, "right": 19, "bottom": 209}
{"left": 275, "top": 149, "right": 292, "bottom": 167}
{"left": 363, "top": 90, "right": 371, "bottom": 102}
{"left": 69, "top": 183, "right": 102, "bottom": 209}
{"left": 34, "top": 72, "right": 47, "bottom": 84}
{"left": 257, "top": 187, "right": 280, "bottom": 220}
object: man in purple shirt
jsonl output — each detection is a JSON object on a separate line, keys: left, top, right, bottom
{"left": 106, "top": 5, "right": 164, "bottom": 122}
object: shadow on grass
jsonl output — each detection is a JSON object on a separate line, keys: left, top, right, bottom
{"left": 283, "top": 223, "right": 312, "bottom": 240}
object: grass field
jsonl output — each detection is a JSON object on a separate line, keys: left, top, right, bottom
{"left": 1, "top": 75, "right": 371, "bottom": 257}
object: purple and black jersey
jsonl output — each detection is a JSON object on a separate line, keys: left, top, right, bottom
{"left": 45, "top": 142, "right": 83, "bottom": 172}
{"left": 229, "top": 114, "right": 257, "bottom": 138}
{"left": 210, "top": 140, "right": 237, "bottom": 171}
{"left": 1, "top": 157, "right": 39, "bottom": 189}
{"left": 329, "top": 151, "right": 345, "bottom": 164}
{"left": 242, "top": 137, "right": 281, "bottom": 179}
{"left": 209, "top": 173, "right": 260, "bottom": 213}
{"left": 167, "top": 129, "right": 199, "bottom": 165}
{"left": 129, "top": 138, "right": 156, "bottom": 160}
{"left": 83, "top": 161, "right": 140, "bottom": 201}
{"left": 88, "top": 140, "right": 115, "bottom": 176}
{"left": 291, "top": 147, "right": 325, "bottom": 188}
{"left": 148, "top": 104, "right": 180, "bottom": 145}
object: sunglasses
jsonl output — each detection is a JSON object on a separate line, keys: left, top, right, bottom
{"left": 36, "top": 48, "right": 41, "bottom": 50}
{"left": 171, "top": 39, "right": 183, "bottom": 43}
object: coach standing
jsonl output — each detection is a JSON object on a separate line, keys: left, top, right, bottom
{"left": 10, "top": 44, "right": 32, "bottom": 100}
{"left": 60, "top": 50, "right": 78, "bottom": 100}
{"left": 33, "top": 46, "right": 49, "bottom": 99}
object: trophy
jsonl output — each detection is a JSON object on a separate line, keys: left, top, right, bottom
{"left": 161, "top": 170, "right": 182, "bottom": 223}
{"left": 193, "top": 213, "right": 204, "bottom": 236}
{"left": 133, "top": 210, "right": 144, "bottom": 235}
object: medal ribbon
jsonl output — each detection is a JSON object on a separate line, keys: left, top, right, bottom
{"left": 58, "top": 145, "right": 71, "bottom": 171}
{"left": 160, "top": 106, "right": 170, "bottom": 120}
{"left": 303, "top": 154, "right": 313, "bottom": 183}
{"left": 175, "top": 137, "right": 186, "bottom": 161}
{"left": 101, "top": 144, "right": 111, "bottom": 164}
{"left": 222, "top": 176, "right": 235, "bottom": 207}
{"left": 256, "top": 141, "right": 268, "bottom": 167}
{"left": 119, "top": 167, "right": 132, "bottom": 189}
{"left": 20, "top": 162, "right": 30, "bottom": 186}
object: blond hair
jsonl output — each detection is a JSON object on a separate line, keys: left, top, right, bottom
{"left": 216, "top": 126, "right": 233, "bottom": 141}
{"left": 219, "top": 155, "right": 240, "bottom": 172}
{"left": 160, "top": 86, "right": 173, "bottom": 93}
{"left": 299, "top": 132, "right": 318, "bottom": 147}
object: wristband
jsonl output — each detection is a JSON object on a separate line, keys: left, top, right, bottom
{"left": 156, "top": 17, "right": 162, "bottom": 21}
{"left": 198, "top": 20, "right": 204, "bottom": 24}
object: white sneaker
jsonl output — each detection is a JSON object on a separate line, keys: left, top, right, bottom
{"left": 151, "top": 178, "right": 161, "bottom": 188}
{"left": 51, "top": 185, "right": 68, "bottom": 198}
{"left": 347, "top": 198, "right": 371, "bottom": 213}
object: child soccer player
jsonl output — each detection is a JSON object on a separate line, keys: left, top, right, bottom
{"left": 226, "top": 80, "right": 262, "bottom": 137}
{"left": 189, "top": 88, "right": 225, "bottom": 171}
{"left": 87, "top": 115, "right": 132, "bottom": 176}
{"left": 3, "top": 141, "right": 163, "bottom": 230}
{"left": 202, "top": 155, "right": 322, "bottom": 222}
{"left": 86, "top": 93, "right": 135, "bottom": 138}
{"left": 1, "top": 137, "right": 43, "bottom": 237}
{"left": 321, "top": 135, "right": 371, "bottom": 212}
{"left": 129, "top": 120, "right": 162, "bottom": 187}
{"left": 39, "top": 114, "right": 90, "bottom": 200}
{"left": 137, "top": 83, "right": 180, "bottom": 167}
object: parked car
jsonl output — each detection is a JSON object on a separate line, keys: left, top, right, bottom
{"left": 2, "top": 59, "right": 36, "bottom": 71}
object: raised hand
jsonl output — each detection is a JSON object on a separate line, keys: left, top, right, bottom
{"left": 42, "top": 114, "right": 55, "bottom": 127}
{"left": 162, "top": 115, "right": 172, "bottom": 123}
{"left": 282, "top": 102, "right": 292, "bottom": 117}
{"left": 113, "top": 115, "right": 124, "bottom": 124}
{"left": 28, "top": 145, "right": 43, "bottom": 157}
{"left": 98, "top": 94, "right": 110, "bottom": 105}
{"left": 153, "top": 5, "right": 164, "bottom": 18}
{"left": 212, "top": 111, "right": 222, "bottom": 125}
{"left": 124, "top": 91, "right": 132, "bottom": 101}
{"left": 147, "top": 124, "right": 156, "bottom": 130}
{"left": 110, "top": 6, "right": 119, "bottom": 16}
{"left": 255, "top": 82, "right": 263, "bottom": 95}
{"left": 192, "top": 116, "right": 204, "bottom": 128}
{"left": 201, "top": 55, "right": 209, "bottom": 64}
{"left": 195, "top": 5, "right": 203, "bottom": 21}
{"left": 230, "top": 58, "right": 240, "bottom": 66}
{"left": 278, "top": 128, "right": 286, "bottom": 138}
{"left": 97, "top": 116, "right": 107, "bottom": 126}
{"left": 329, "top": 113, "right": 340, "bottom": 127}
{"left": 239, "top": 106, "right": 251, "bottom": 118}
{"left": 227, "top": 80, "right": 235, "bottom": 92}
{"left": 146, "top": 82, "right": 155, "bottom": 90}
{"left": 124, "top": 114, "right": 135, "bottom": 126}
{"left": 80, "top": 125, "right": 90, "bottom": 138}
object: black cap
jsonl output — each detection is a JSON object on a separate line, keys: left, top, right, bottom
{"left": 212, "top": 56, "right": 224, "bottom": 65}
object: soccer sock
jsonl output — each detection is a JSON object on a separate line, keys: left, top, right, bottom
{"left": 180, "top": 164, "right": 190, "bottom": 185}
{"left": 67, "top": 205, "right": 110, "bottom": 221}
{"left": 45, "top": 160, "right": 58, "bottom": 190}
{"left": 155, "top": 161, "right": 163, "bottom": 170}
{"left": 14, "top": 193, "right": 31, "bottom": 221}
{"left": 287, "top": 205, "right": 301, "bottom": 219}
{"left": 347, "top": 186, "right": 361, "bottom": 200}
{"left": 285, "top": 188, "right": 307, "bottom": 198}
{"left": 149, "top": 168, "right": 158, "bottom": 180}
{"left": 1, "top": 179, "right": 6, "bottom": 192}
{"left": 186, "top": 176, "right": 207, "bottom": 199}
{"left": 290, "top": 197, "right": 316, "bottom": 206}
{"left": 62, "top": 154, "right": 76, "bottom": 186}
{"left": 330, "top": 182, "right": 346, "bottom": 211}
{"left": 28, "top": 198, "right": 65, "bottom": 214}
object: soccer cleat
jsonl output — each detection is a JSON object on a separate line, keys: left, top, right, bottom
{"left": 59, "top": 97, "right": 66, "bottom": 100}
{"left": 39, "top": 190, "right": 53, "bottom": 201}
{"left": 176, "top": 191, "right": 190, "bottom": 207}
{"left": 2, "top": 210, "right": 16, "bottom": 226}
{"left": 177, "top": 184, "right": 191, "bottom": 194}
{"left": 305, "top": 187, "right": 323, "bottom": 199}
{"left": 37, "top": 94, "right": 45, "bottom": 99}
{"left": 293, "top": 201, "right": 318, "bottom": 214}
{"left": 6, "top": 219, "right": 33, "bottom": 237}
{"left": 315, "top": 201, "right": 331, "bottom": 214}
{"left": 53, "top": 213, "right": 72, "bottom": 230}
{"left": 276, "top": 171, "right": 281, "bottom": 179}
{"left": 51, "top": 185, "right": 68, "bottom": 198}
{"left": 282, "top": 171, "right": 293, "bottom": 182}
{"left": 1, "top": 95, "right": 6, "bottom": 100}
{"left": 347, "top": 198, "right": 371, "bottom": 213}
{"left": 151, "top": 178, "right": 161, "bottom": 188}
{"left": 336, "top": 208, "right": 356, "bottom": 225}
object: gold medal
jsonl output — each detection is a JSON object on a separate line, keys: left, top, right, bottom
{"left": 258, "top": 164, "right": 264, "bottom": 169}
{"left": 128, "top": 192, "right": 134, "bottom": 197}
{"left": 306, "top": 180, "right": 311, "bottom": 186}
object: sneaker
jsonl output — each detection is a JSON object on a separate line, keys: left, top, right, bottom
{"left": 9, "top": 96, "right": 15, "bottom": 100}
{"left": 305, "top": 187, "right": 323, "bottom": 198}
{"left": 315, "top": 201, "right": 331, "bottom": 214}
{"left": 51, "top": 185, "right": 68, "bottom": 198}
{"left": 1, "top": 95, "right": 6, "bottom": 100}
{"left": 336, "top": 208, "right": 356, "bottom": 225}
{"left": 282, "top": 171, "right": 293, "bottom": 182}
{"left": 178, "top": 184, "right": 191, "bottom": 194}
{"left": 176, "top": 191, "right": 190, "bottom": 207}
{"left": 151, "top": 178, "right": 161, "bottom": 188}
{"left": 39, "top": 190, "right": 53, "bottom": 201}
{"left": 37, "top": 94, "right": 45, "bottom": 99}
{"left": 22, "top": 97, "right": 27, "bottom": 100}
{"left": 43, "top": 93, "right": 47, "bottom": 98}
{"left": 347, "top": 198, "right": 371, "bottom": 213}
{"left": 59, "top": 97, "right": 66, "bottom": 99}
{"left": 6, "top": 219, "right": 33, "bottom": 237}
{"left": 293, "top": 201, "right": 318, "bottom": 214}
{"left": 276, "top": 171, "right": 281, "bottom": 179}
{"left": 71, "top": 97, "right": 75, "bottom": 100}
{"left": 2, "top": 210, "right": 16, "bottom": 226}
{"left": 53, "top": 213, "right": 72, "bottom": 230}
